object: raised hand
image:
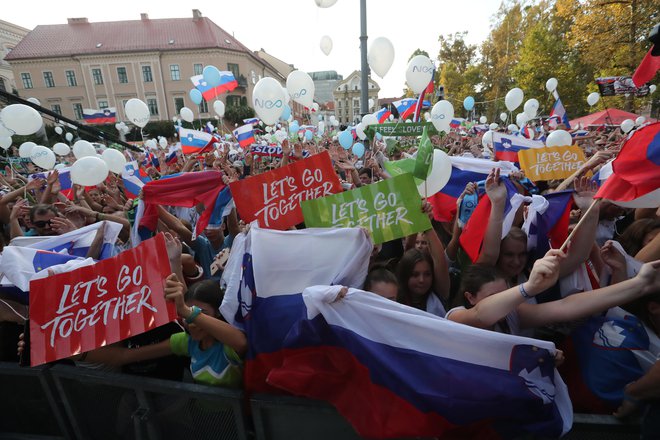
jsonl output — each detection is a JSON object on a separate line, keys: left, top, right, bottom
{"left": 10, "top": 198, "right": 30, "bottom": 221}
{"left": 50, "top": 216, "right": 76, "bottom": 234}
{"left": 600, "top": 241, "right": 627, "bottom": 273}
{"left": 163, "top": 273, "right": 188, "bottom": 317}
{"left": 526, "top": 249, "right": 566, "bottom": 295}
{"left": 485, "top": 168, "right": 507, "bottom": 206}
{"left": 573, "top": 176, "right": 598, "bottom": 211}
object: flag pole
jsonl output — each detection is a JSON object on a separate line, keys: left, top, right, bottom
{"left": 559, "top": 198, "right": 601, "bottom": 252}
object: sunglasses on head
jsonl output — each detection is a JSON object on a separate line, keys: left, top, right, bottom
{"left": 33, "top": 219, "right": 52, "bottom": 228}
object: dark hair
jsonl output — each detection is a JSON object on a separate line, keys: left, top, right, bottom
{"left": 618, "top": 219, "right": 660, "bottom": 257}
{"left": 358, "top": 168, "right": 373, "bottom": 179}
{"left": 623, "top": 291, "right": 660, "bottom": 335}
{"left": 364, "top": 265, "right": 398, "bottom": 291}
{"left": 29, "top": 204, "right": 58, "bottom": 222}
{"left": 396, "top": 249, "right": 434, "bottom": 307}
{"left": 185, "top": 280, "right": 224, "bottom": 316}
{"left": 458, "top": 264, "right": 503, "bottom": 308}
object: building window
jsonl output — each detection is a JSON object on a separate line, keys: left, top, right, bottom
{"left": 92, "top": 68, "right": 103, "bottom": 85}
{"left": 337, "top": 101, "right": 342, "bottom": 109}
{"left": 117, "top": 67, "right": 128, "bottom": 84}
{"left": 21, "top": 72, "right": 33, "bottom": 89}
{"left": 51, "top": 104, "right": 62, "bottom": 115}
{"left": 142, "top": 65, "right": 153, "bottom": 83}
{"left": 147, "top": 98, "right": 159, "bottom": 116}
{"left": 66, "top": 70, "right": 77, "bottom": 87}
{"left": 199, "top": 100, "right": 208, "bottom": 114}
{"left": 98, "top": 100, "right": 108, "bottom": 109}
{"left": 193, "top": 63, "right": 203, "bottom": 75}
{"left": 73, "top": 103, "right": 83, "bottom": 120}
{"left": 170, "top": 64, "right": 180, "bottom": 81}
{"left": 174, "top": 97, "right": 184, "bottom": 114}
{"left": 227, "top": 63, "right": 239, "bottom": 78}
{"left": 226, "top": 95, "right": 241, "bottom": 107}
{"left": 43, "top": 71, "right": 55, "bottom": 88}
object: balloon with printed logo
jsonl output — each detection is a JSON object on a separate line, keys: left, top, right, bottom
{"left": 202, "top": 65, "right": 221, "bottom": 87}
{"left": 213, "top": 100, "right": 225, "bottom": 118}
{"left": 286, "top": 71, "right": 315, "bottom": 108}
{"left": 19, "top": 141, "right": 36, "bottom": 158}
{"left": 523, "top": 99, "right": 539, "bottom": 119}
{"left": 70, "top": 156, "right": 109, "bottom": 186}
{"left": 252, "top": 77, "right": 285, "bottom": 125}
{"left": 500, "top": 112, "right": 508, "bottom": 123}
{"left": 320, "top": 35, "right": 333, "bottom": 56}
{"left": 463, "top": 96, "right": 475, "bottom": 111}
{"left": 53, "top": 142, "right": 70, "bottom": 156}
{"left": 338, "top": 130, "right": 353, "bottom": 149}
{"left": 352, "top": 142, "right": 365, "bottom": 158}
{"left": 417, "top": 150, "right": 452, "bottom": 197}
{"left": 430, "top": 100, "right": 454, "bottom": 132}
{"left": 189, "top": 89, "right": 203, "bottom": 105}
{"left": 545, "top": 129, "right": 573, "bottom": 147}
{"left": 65, "top": 132, "right": 74, "bottom": 142}
{"left": 489, "top": 123, "right": 499, "bottom": 130}
{"left": 315, "top": 0, "right": 337, "bottom": 7}
{"left": 479, "top": 116, "right": 487, "bottom": 124}
{"left": 406, "top": 55, "right": 434, "bottom": 94}
{"left": 368, "top": 37, "right": 395, "bottom": 78}
{"left": 180, "top": 107, "right": 194, "bottom": 123}
{"left": 505, "top": 88, "right": 524, "bottom": 112}
{"left": 587, "top": 92, "right": 600, "bottom": 107}
{"left": 124, "top": 99, "right": 150, "bottom": 128}
{"left": 73, "top": 140, "right": 96, "bottom": 159}
{"left": 635, "top": 116, "right": 645, "bottom": 126}
{"left": 620, "top": 119, "right": 635, "bottom": 134}
{"left": 0, "top": 136, "right": 11, "bottom": 150}
{"left": 280, "top": 104, "right": 291, "bottom": 121}
{"left": 507, "top": 124, "right": 519, "bottom": 133}
{"left": 101, "top": 148, "right": 127, "bottom": 174}
{"left": 30, "top": 145, "right": 56, "bottom": 170}
{"left": 1, "top": 104, "right": 43, "bottom": 135}
{"left": 545, "top": 78, "right": 558, "bottom": 93}
{"left": 54, "top": 126, "right": 63, "bottom": 135}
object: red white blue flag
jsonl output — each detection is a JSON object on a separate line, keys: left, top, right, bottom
{"left": 393, "top": 98, "right": 418, "bottom": 120}
{"left": 233, "top": 124, "right": 256, "bottom": 148}
{"left": 83, "top": 108, "right": 116, "bottom": 124}
{"left": 375, "top": 107, "right": 392, "bottom": 123}
{"left": 191, "top": 73, "right": 238, "bottom": 101}
{"left": 179, "top": 128, "right": 214, "bottom": 155}
{"left": 492, "top": 132, "right": 544, "bottom": 163}
{"left": 549, "top": 98, "right": 571, "bottom": 129}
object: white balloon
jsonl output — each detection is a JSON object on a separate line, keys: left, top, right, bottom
{"left": 545, "top": 129, "right": 573, "bottom": 147}
{"left": 65, "top": 132, "right": 74, "bottom": 142}
{"left": 482, "top": 131, "right": 494, "bottom": 148}
{"left": 479, "top": 116, "right": 487, "bottom": 124}
{"left": 507, "top": 124, "right": 519, "bottom": 132}
{"left": 430, "top": 100, "right": 454, "bottom": 132}
{"left": 72, "top": 140, "right": 96, "bottom": 159}
{"left": 27, "top": 97, "right": 41, "bottom": 106}
{"left": 213, "top": 101, "right": 225, "bottom": 118}
{"left": 489, "top": 123, "right": 499, "bottom": 130}
{"left": 417, "top": 150, "right": 452, "bottom": 197}
{"left": 406, "top": 55, "right": 434, "bottom": 94}
{"left": 101, "top": 148, "right": 127, "bottom": 174}
{"left": 145, "top": 139, "right": 157, "bottom": 150}
{"left": 180, "top": 107, "right": 194, "bottom": 123}
{"left": 318, "top": 121, "right": 325, "bottom": 135}
{"left": 30, "top": 145, "right": 56, "bottom": 170}
{"left": 312, "top": 103, "right": 319, "bottom": 113}
{"left": 620, "top": 119, "right": 635, "bottom": 134}
{"left": 54, "top": 126, "right": 63, "bottom": 135}
{"left": 635, "top": 116, "right": 646, "bottom": 126}
{"left": 54, "top": 163, "right": 66, "bottom": 170}
{"left": 19, "top": 142, "right": 36, "bottom": 158}
{"left": 362, "top": 114, "right": 378, "bottom": 127}
{"left": 252, "top": 77, "right": 286, "bottom": 125}
{"left": 124, "top": 99, "right": 150, "bottom": 128}
{"left": 314, "top": 0, "right": 337, "bottom": 7}
{"left": 424, "top": 112, "right": 431, "bottom": 122}
{"left": 650, "top": 85, "right": 657, "bottom": 94}
{"left": 70, "top": 156, "right": 109, "bottom": 186}
{"left": 0, "top": 104, "right": 43, "bottom": 135}
{"left": 53, "top": 142, "right": 70, "bottom": 156}
{"left": 545, "top": 78, "right": 558, "bottom": 93}
{"left": 500, "top": 112, "right": 508, "bottom": 123}
{"left": 286, "top": 71, "right": 315, "bottom": 108}
{"left": 0, "top": 136, "right": 11, "bottom": 150}
{"left": 587, "top": 92, "right": 600, "bottom": 107}
{"left": 523, "top": 99, "right": 539, "bottom": 118}
{"left": 0, "top": 123, "right": 11, "bottom": 137}
{"left": 505, "top": 88, "right": 524, "bottom": 112}
{"left": 159, "top": 137, "right": 168, "bottom": 148}
{"left": 282, "top": 87, "right": 291, "bottom": 104}
{"left": 320, "top": 35, "right": 333, "bottom": 56}
{"left": 355, "top": 123, "right": 367, "bottom": 140}
{"left": 368, "top": 98, "right": 374, "bottom": 109}
{"left": 516, "top": 112, "right": 528, "bottom": 128}
{"left": 368, "top": 37, "right": 395, "bottom": 78}
{"left": 274, "top": 130, "right": 288, "bottom": 143}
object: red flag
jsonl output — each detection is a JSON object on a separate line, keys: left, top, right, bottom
{"left": 632, "top": 47, "right": 660, "bottom": 87}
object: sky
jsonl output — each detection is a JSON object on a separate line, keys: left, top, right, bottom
{"left": 4, "top": 0, "right": 503, "bottom": 97}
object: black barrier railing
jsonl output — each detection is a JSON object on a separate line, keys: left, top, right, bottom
{"left": 0, "top": 362, "right": 642, "bottom": 440}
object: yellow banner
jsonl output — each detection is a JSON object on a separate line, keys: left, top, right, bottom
{"left": 518, "top": 145, "right": 587, "bottom": 181}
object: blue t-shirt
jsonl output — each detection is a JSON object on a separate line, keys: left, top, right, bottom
{"left": 192, "top": 234, "right": 233, "bottom": 279}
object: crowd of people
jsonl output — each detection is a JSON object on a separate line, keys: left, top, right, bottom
{"left": 1, "top": 115, "right": 659, "bottom": 435}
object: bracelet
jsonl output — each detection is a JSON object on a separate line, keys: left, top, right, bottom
{"left": 519, "top": 283, "right": 532, "bottom": 299}
{"left": 185, "top": 305, "right": 202, "bottom": 324}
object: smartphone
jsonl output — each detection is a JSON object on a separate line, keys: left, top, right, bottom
{"left": 19, "top": 319, "right": 30, "bottom": 367}
{"left": 458, "top": 193, "right": 478, "bottom": 227}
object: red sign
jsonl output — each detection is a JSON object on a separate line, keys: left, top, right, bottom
{"left": 29, "top": 234, "right": 176, "bottom": 366}
{"left": 230, "top": 151, "right": 342, "bottom": 230}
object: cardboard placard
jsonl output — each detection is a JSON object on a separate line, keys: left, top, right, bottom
{"left": 518, "top": 145, "right": 587, "bottom": 181}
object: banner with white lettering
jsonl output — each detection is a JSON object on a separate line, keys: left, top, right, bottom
{"left": 518, "top": 145, "right": 587, "bottom": 182}
{"left": 29, "top": 234, "right": 175, "bottom": 366}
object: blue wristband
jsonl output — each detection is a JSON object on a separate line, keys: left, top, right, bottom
{"left": 519, "top": 283, "right": 532, "bottom": 299}
{"left": 185, "top": 305, "right": 202, "bottom": 324}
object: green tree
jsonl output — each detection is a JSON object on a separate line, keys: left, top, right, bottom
{"left": 224, "top": 105, "right": 255, "bottom": 126}
{"left": 437, "top": 32, "right": 481, "bottom": 116}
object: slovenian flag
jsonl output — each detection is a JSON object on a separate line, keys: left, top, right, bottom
{"left": 393, "top": 98, "right": 418, "bottom": 120}
{"left": 179, "top": 128, "right": 214, "bottom": 155}
{"left": 191, "top": 73, "right": 239, "bottom": 101}
{"left": 122, "top": 161, "right": 151, "bottom": 199}
{"left": 375, "top": 107, "right": 391, "bottom": 123}
{"left": 233, "top": 124, "right": 256, "bottom": 148}
{"left": 549, "top": 98, "right": 571, "bottom": 129}
{"left": 220, "top": 225, "right": 572, "bottom": 439}
{"left": 492, "top": 132, "right": 545, "bottom": 163}
{"left": 521, "top": 191, "right": 574, "bottom": 261}
{"left": 83, "top": 108, "right": 116, "bottom": 124}
{"left": 29, "top": 168, "right": 73, "bottom": 200}
{"left": 450, "top": 118, "right": 463, "bottom": 129}
{"left": 0, "top": 247, "right": 86, "bottom": 292}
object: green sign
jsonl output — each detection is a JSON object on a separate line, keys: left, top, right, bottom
{"left": 413, "top": 125, "right": 433, "bottom": 180}
{"left": 301, "top": 174, "right": 431, "bottom": 244}
{"left": 365, "top": 122, "right": 438, "bottom": 139}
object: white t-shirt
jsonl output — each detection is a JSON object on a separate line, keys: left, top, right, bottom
{"left": 426, "top": 293, "right": 446, "bottom": 318}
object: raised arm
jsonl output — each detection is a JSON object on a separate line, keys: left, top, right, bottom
{"left": 475, "top": 168, "right": 508, "bottom": 265}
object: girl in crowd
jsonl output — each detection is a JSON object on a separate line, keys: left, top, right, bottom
{"left": 363, "top": 265, "right": 398, "bottom": 301}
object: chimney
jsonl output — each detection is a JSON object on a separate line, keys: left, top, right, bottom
{"left": 67, "top": 17, "right": 89, "bottom": 25}
{"left": 140, "top": 13, "right": 149, "bottom": 20}
{"left": 192, "top": 9, "right": 203, "bottom": 21}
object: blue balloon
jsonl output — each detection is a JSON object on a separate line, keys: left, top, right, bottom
{"left": 463, "top": 96, "right": 475, "bottom": 111}
{"left": 202, "top": 65, "right": 221, "bottom": 87}
{"left": 338, "top": 131, "right": 353, "bottom": 149}
{"left": 280, "top": 105, "right": 291, "bottom": 121}
{"left": 304, "top": 130, "right": 313, "bottom": 141}
{"left": 352, "top": 142, "right": 365, "bottom": 158}
{"left": 289, "top": 122, "right": 300, "bottom": 134}
{"left": 189, "top": 89, "right": 203, "bottom": 105}
{"left": 375, "top": 132, "right": 383, "bottom": 140}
